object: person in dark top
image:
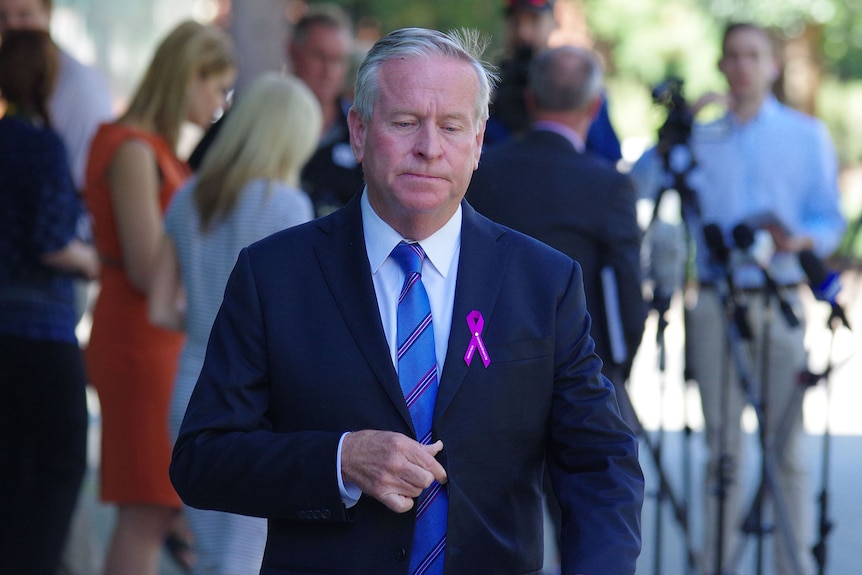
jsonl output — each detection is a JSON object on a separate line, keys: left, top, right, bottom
{"left": 289, "top": 4, "right": 365, "bottom": 216}
{"left": 486, "top": 0, "right": 623, "bottom": 163}
{"left": 0, "top": 29, "right": 100, "bottom": 575}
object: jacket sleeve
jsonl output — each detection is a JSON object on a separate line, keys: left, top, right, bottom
{"left": 549, "top": 261, "right": 645, "bottom": 575}
{"left": 169, "top": 247, "right": 351, "bottom": 523}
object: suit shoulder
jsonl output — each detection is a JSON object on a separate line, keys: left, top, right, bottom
{"left": 474, "top": 209, "right": 576, "bottom": 268}
{"left": 245, "top": 217, "right": 322, "bottom": 260}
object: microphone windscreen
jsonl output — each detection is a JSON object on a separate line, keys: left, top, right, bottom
{"left": 798, "top": 250, "right": 828, "bottom": 285}
{"left": 704, "top": 223, "right": 729, "bottom": 264}
{"left": 647, "top": 220, "right": 686, "bottom": 298}
{"left": 732, "top": 223, "right": 756, "bottom": 250}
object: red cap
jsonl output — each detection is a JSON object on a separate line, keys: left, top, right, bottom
{"left": 505, "top": 0, "right": 554, "bottom": 15}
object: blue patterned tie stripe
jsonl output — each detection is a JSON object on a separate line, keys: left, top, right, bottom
{"left": 390, "top": 241, "right": 447, "bottom": 575}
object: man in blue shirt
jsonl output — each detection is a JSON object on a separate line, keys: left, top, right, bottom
{"left": 634, "top": 22, "right": 845, "bottom": 575}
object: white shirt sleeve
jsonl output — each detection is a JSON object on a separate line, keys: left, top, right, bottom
{"left": 337, "top": 432, "right": 362, "bottom": 508}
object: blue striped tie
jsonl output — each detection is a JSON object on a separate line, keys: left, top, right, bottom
{"left": 391, "top": 241, "right": 447, "bottom": 575}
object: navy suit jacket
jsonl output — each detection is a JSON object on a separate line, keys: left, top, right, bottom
{"left": 170, "top": 196, "right": 643, "bottom": 575}
{"left": 468, "top": 129, "right": 646, "bottom": 375}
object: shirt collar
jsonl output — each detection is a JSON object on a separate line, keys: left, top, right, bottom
{"left": 531, "top": 120, "right": 586, "bottom": 152}
{"left": 727, "top": 95, "right": 780, "bottom": 128}
{"left": 362, "top": 189, "right": 462, "bottom": 278}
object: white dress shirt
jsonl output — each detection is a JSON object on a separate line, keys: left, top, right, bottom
{"left": 337, "top": 190, "right": 462, "bottom": 505}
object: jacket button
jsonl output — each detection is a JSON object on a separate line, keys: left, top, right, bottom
{"left": 394, "top": 547, "right": 407, "bottom": 561}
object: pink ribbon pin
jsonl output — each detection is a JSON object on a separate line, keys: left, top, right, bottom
{"left": 464, "top": 310, "right": 490, "bottom": 368}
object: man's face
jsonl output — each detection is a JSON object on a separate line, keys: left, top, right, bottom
{"left": 0, "top": 0, "right": 50, "bottom": 34}
{"left": 289, "top": 23, "right": 352, "bottom": 106}
{"left": 718, "top": 27, "right": 778, "bottom": 104}
{"left": 348, "top": 55, "right": 485, "bottom": 238}
{"left": 505, "top": 9, "right": 555, "bottom": 53}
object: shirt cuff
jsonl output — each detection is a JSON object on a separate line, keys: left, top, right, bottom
{"left": 337, "top": 432, "right": 362, "bottom": 508}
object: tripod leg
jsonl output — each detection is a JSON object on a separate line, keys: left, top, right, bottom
{"left": 684, "top": 289, "right": 747, "bottom": 574}
{"left": 726, "top": 292, "right": 813, "bottom": 575}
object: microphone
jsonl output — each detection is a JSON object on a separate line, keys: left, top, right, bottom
{"left": 702, "top": 222, "right": 753, "bottom": 339}
{"left": 646, "top": 219, "right": 686, "bottom": 315}
{"left": 798, "top": 250, "right": 851, "bottom": 330}
{"left": 703, "top": 222, "right": 729, "bottom": 265}
{"left": 731, "top": 222, "right": 799, "bottom": 328}
{"left": 732, "top": 223, "right": 774, "bottom": 269}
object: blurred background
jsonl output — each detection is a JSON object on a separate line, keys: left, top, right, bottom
{"left": 49, "top": 0, "right": 862, "bottom": 265}
{"left": 31, "top": 2, "right": 862, "bottom": 573}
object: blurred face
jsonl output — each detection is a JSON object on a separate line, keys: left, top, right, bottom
{"left": 348, "top": 55, "right": 485, "bottom": 239}
{"left": 505, "top": 10, "right": 555, "bottom": 52}
{"left": 718, "top": 27, "right": 778, "bottom": 105}
{"left": 289, "top": 23, "right": 352, "bottom": 106}
{"left": 0, "top": 0, "right": 50, "bottom": 34}
{"left": 186, "top": 68, "right": 236, "bottom": 127}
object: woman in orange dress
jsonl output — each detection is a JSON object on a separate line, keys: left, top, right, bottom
{"left": 84, "top": 20, "right": 236, "bottom": 575}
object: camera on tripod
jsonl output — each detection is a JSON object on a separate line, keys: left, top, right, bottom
{"left": 652, "top": 77, "right": 694, "bottom": 154}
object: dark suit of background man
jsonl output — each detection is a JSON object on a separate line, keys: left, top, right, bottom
{"left": 289, "top": 4, "right": 366, "bottom": 217}
{"left": 469, "top": 44, "right": 646, "bottom": 429}
{"left": 171, "top": 27, "right": 643, "bottom": 575}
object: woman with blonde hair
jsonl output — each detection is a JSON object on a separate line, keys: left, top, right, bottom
{"left": 149, "top": 72, "right": 321, "bottom": 575}
{"left": 84, "top": 20, "right": 236, "bottom": 575}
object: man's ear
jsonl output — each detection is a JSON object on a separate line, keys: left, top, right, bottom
{"left": 347, "top": 107, "right": 365, "bottom": 164}
{"left": 586, "top": 95, "right": 602, "bottom": 121}
{"left": 768, "top": 56, "right": 781, "bottom": 84}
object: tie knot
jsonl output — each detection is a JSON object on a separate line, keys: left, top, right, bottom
{"left": 391, "top": 241, "right": 426, "bottom": 276}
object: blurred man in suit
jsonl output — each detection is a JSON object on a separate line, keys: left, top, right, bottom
{"left": 486, "top": 0, "right": 622, "bottom": 163}
{"left": 289, "top": 3, "right": 365, "bottom": 216}
{"left": 470, "top": 48, "right": 645, "bottom": 568}
{"left": 470, "top": 44, "right": 645, "bottom": 425}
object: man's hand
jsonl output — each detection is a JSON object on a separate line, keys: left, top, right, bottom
{"left": 691, "top": 91, "right": 732, "bottom": 116}
{"left": 341, "top": 430, "right": 447, "bottom": 513}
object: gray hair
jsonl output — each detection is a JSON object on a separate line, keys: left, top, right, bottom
{"left": 351, "top": 27, "right": 498, "bottom": 131}
{"left": 292, "top": 3, "right": 353, "bottom": 44}
{"left": 528, "top": 45, "right": 603, "bottom": 112}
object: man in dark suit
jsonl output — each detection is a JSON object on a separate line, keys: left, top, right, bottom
{"left": 469, "top": 45, "right": 646, "bottom": 428}
{"left": 170, "top": 28, "right": 643, "bottom": 575}
{"left": 290, "top": 4, "right": 365, "bottom": 216}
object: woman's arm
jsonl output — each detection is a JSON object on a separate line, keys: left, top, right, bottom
{"left": 107, "top": 138, "right": 164, "bottom": 294}
{"left": 42, "top": 238, "right": 100, "bottom": 280}
{"left": 148, "top": 234, "right": 185, "bottom": 331}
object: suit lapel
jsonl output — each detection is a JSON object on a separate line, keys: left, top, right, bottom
{"left": 435, "top": 202, "right": 510, "bottom": 419}
{"left": 311, "top": 199, "right": 513, "bottom": 430}
{"left": 313, "top": 198, "right": 414, "bottom": 429}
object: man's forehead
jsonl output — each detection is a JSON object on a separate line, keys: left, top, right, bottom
{"left": 724, "top": 28, "right": 773, "bottom": 55}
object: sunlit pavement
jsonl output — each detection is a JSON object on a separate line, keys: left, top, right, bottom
{"left": 622, "top": 270, "right": 862, "bottom": 575}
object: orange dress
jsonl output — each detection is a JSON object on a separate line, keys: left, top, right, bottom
{"left": 84, "top": 123, "right": 188, "bottom": 506}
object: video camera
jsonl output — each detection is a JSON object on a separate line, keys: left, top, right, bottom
{"left": 652, "top": 77, "right": 694, "bottom": 153}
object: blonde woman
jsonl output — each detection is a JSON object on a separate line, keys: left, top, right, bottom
{"left": 83, "top": 20, "right": 236, "bottom": 575}
{"left": 148, "top": 72, "right": 321, "bottom": 574}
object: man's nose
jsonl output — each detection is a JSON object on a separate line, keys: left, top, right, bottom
{"left": 414, "top": 125, "right": 443, "bottom": 159}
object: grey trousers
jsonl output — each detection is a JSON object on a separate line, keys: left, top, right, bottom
{"left": 685, "top": 287, "right": 812, "bottom": 575}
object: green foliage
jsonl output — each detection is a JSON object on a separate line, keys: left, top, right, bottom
{"left": 332, "top": 0, "right": 501, "bottom": 37}
{"left": 818, "top": 78, "right": 862, "bottom": 166}
{"left": 331, "top": 0, "right": 862, "bottom": 156}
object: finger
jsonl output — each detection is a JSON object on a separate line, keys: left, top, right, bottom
{"left": 417, "top": 440, "right": 448, "bottom": 485}
{"left": 379, "top": 491, "right": 416, "bottom": 514}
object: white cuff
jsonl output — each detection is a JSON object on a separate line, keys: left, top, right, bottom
{"left": 337, "top": 432, "right": 362, "bottom": 508}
